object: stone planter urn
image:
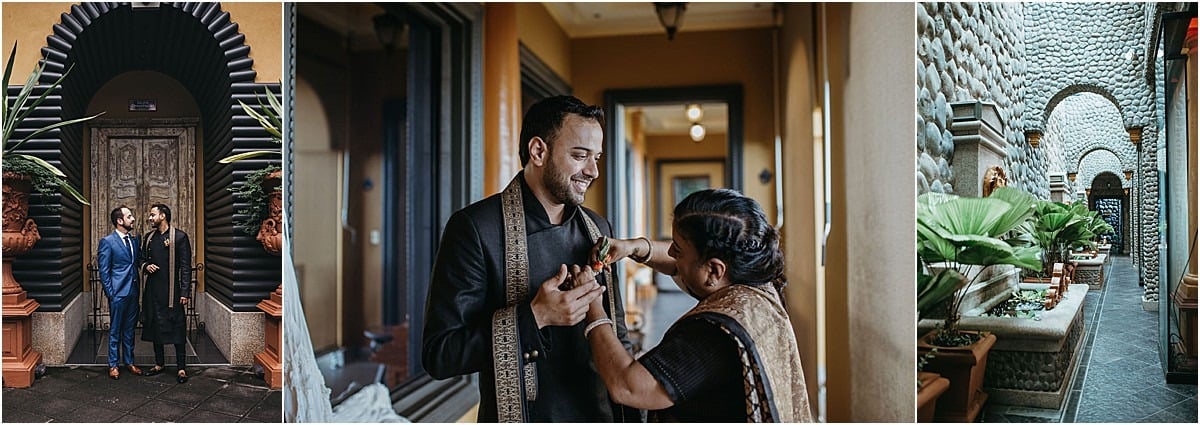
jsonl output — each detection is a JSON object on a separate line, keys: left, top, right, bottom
{"left": 255, "top": 170, "right": 283, "bottom": 255}
{"left": 2, "top": 172, "right": 44, "bottom": 388}
{"left": 917, "top": 371, "right": 950, "bottom": 423}
{"left": 917, "top": 330, "right": 996, "bottom": 423}
{"left": 253, "top": 169, "right": 283, "bottom": 389}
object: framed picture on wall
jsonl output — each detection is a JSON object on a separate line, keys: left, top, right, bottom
{"left": 657, "top": 159, "right": 725, "bottom": 239}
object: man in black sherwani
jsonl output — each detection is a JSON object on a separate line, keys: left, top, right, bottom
{"left": 423, "top": 96, "right": 637, "bottom": 421}
{"left": 139, "top": 203, "right": 193, "bottom": 383}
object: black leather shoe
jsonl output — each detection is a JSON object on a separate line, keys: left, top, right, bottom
{"left": 177, "top": 370, "right": 189, "bottom": 384}
{"left": 145, "top": 366, "right": 164, "bottom": 376}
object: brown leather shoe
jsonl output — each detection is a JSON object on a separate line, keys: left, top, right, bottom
{"left": 109, "top": 367, "right": 120, "bottom": 380}
{"left": 127, "top": 364, "right": 144, "bottom": 376}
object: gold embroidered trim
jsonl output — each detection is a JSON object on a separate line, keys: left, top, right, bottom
{"left": 493, "top": 178, "right": 530, "bottom": 422}
{"left": 492, "top": 305, "right": 523, "bottom": 422}
{"left": 523, "top": 363, "right": 538, "bottom": 401}
{"left": 579, "top": 213, "right": 616, "bottom": 336}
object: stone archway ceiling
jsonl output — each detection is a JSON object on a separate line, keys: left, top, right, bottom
{"left": 1076, "top": 149, "right": 1130, "bottom": 191}
{"left": 13, "top": 2, "right": 281, "bottom": 312}
{"left": 1042, "top": 92, "right": 1136, "bottom": 175}
{"left": 1024, "top": 2, "right": 1154, "bottom": 131}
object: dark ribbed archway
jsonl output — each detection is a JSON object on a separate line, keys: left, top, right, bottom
{"left": 9, "top": 2, "right": 280, "bottom": 312}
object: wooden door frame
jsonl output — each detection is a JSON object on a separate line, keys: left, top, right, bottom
{"left": 87, "top": 117, "right": 201, "bottom": 294}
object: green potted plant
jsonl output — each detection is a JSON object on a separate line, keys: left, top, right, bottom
{"left": 915, "top": 186, "right": 1042, "bottom": 422}
{"left": 2, "top": 42, "right": 103, "bottom": 387}
{"left": 219, "top": 87, "right": 282, "bottom": 254}
{"left": 1019, "top": 200, "right": 1095, "bottom": 278}
{"left": 3, "top": 42, "right": 101, "bottom": 207}
{"left": 4, "top": 42, "right": 103, "bottom": 283}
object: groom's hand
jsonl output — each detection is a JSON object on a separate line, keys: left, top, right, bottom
{"left": 531, "top": 264, "right": 604, "bottom": 329}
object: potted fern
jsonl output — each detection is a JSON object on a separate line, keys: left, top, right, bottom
{"left": 915, "top": 186, "right": 1042, "bottom": 422}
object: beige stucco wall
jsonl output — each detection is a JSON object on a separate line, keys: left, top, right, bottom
{"left": 2, "top": 2, "right": 281, "bottom": 82}
{"left": 570, "top": 28, "right": 777, "bottom": 222}
{"left": 516, "top": 2, "right": 572, "bottom": 84}
{"left": 293, "top": 76, "right": 340, "bottom": 352}
{"left": 778, "top": 2, "right": 823, "bottom": 414}
{"left": 840, "top": 3, "right": 915, "bottom": 421}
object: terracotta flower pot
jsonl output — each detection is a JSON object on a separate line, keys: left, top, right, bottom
{"left": 917, "top": 371, "right": 950, "bottom": 423}
{"left": 2, "top": 171, "right": 44, "bottom": 388}
{"left": 256, "top": 170, "right": 283, "bottom": 256}
{"left": 917, "top": 330, "right": 996, "bottom": 423}
{"left": 2, "top": 172, "right": 42, "bottom": 294}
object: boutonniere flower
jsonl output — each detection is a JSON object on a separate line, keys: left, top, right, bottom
{"left": 164, "top": 238, "right": 171, "bottom": 247}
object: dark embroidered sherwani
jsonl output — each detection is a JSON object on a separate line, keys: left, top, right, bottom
{"left": 139, "top": 228, "right": 192, "bottom": 345}
{"left": 423, "top": 172, "right": 634, "bottom": 421}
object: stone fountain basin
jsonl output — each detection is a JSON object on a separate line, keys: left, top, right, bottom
{"left": 919, "top": 283, "right": 1089, "bottom": 409}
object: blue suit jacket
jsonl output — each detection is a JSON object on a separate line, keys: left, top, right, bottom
{"left": 98, "top": 230, "right": 139, "bottom": 299}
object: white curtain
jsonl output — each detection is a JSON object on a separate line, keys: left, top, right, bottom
{"left": 283, "top": 245, "right": 408, "bottom": 422}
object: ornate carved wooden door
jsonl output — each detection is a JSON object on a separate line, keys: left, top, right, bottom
{"left": 89, "top": 119, "right": 198, "bottom": 324}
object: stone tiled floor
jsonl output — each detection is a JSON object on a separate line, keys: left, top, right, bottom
{"left": 639, "top": 283, "right": 697, "bottom": 352}
{"left": 982, "top": 256, "right": 1198, "bottom": 423}
{"left": 68, "top": 329, "right": 228, "bottom": 366}
{"left": 1, "top": 366, "right": 281, "bottom": 423}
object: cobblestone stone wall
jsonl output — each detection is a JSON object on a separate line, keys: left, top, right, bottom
{"left": 1043, "top": 93, "right": 1136, "bottom": 174}
{"left": 1076, "top": 149, "right": 1129, "bottom": 191}
{"left": 916, "top": 2, "right": 1034, "bottom": 196}
{"left": 1024, "top": 2, "right": 1152, "bottom": 129}
{"left": 917, "top": 2, "right": 1164, "bottom": 300}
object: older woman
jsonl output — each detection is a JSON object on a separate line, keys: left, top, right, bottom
{"left": 573, "top": 189, "right": 813, "bottom": 422}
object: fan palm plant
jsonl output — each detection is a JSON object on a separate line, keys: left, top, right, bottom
{"left": 1011, "top": 200, "right": 1100, "bottom": 276}
{"left": 917, "top": 186, "right": 1042, "bottom": 346}
{"left": 3, "top": 42, "right": 102, "bottom": 205}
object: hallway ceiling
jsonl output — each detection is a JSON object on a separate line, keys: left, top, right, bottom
{"left": 634, "top": 103, "right": 728, "bottom": 136}
{"left": 300, "top": 3, "right": 406, "bottom": 51}
{"left": 543, "top": 2, "right": 775, "bottom": 38}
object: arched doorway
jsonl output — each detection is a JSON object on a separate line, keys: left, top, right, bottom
{"left": 1089, "top": 172, "right": 1128, "bottom": 255}
{"left": 9, "top": 2, "right": 281, "bottom": 365}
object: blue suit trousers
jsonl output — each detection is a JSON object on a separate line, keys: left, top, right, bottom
{"left": 108, "top": 295, "right": 139, "bottom": 367}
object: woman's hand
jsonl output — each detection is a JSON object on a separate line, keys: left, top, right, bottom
{"left": 589, "top": 237, "right": 639, "bottom": 268}
{"left": 570, "top": 264, "right": 609, "bottom": 322}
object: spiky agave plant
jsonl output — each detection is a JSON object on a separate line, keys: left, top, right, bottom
{"left": 3, "top": 42, "right": 103, "bottom": 205}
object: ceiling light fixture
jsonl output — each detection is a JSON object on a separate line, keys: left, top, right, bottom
{"left": 654, "top": 3, "right": 687, "bottom": 41}
{"left": 689, "top": 123, "right": 706, "bottom": 142}
{"left": 685, "top": 104, "right": 703, "bottom": 122}
{"left": 374, "top": 13, "right": 403, "bottom": 52}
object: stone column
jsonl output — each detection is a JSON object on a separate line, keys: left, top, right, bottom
{"left": 1048, "top": 172, "right": 1070, "bottom": 202}
{"left": 950, "top": 101, "right": 1009, "bottom": 197}
{"left": 483, "top": 3, "right": 521, "bottom": 195}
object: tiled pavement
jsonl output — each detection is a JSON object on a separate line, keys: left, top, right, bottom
{"left": 982, "top": 256, "right": 1198, "bottom": 423}
{"left": 1, "top": 366, "right": 281, "bottom": 423}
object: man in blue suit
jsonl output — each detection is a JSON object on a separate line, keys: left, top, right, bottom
{"left": 98, "top": 205, "right": 145, "bottom": 380}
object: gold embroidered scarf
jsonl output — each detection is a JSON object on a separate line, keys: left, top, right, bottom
{"left": 493, "top": 176, "right": 615, "bottom": 422}
{"left": 682, "top": 284, "right": 814, "bottom": 423}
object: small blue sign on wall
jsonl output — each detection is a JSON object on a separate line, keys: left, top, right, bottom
{"left": 129, "top": 99, "right": 157, "bottom": 112}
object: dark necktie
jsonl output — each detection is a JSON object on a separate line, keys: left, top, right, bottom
{"left": 123, "top": 235, "right": 134, "bottom": 259}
